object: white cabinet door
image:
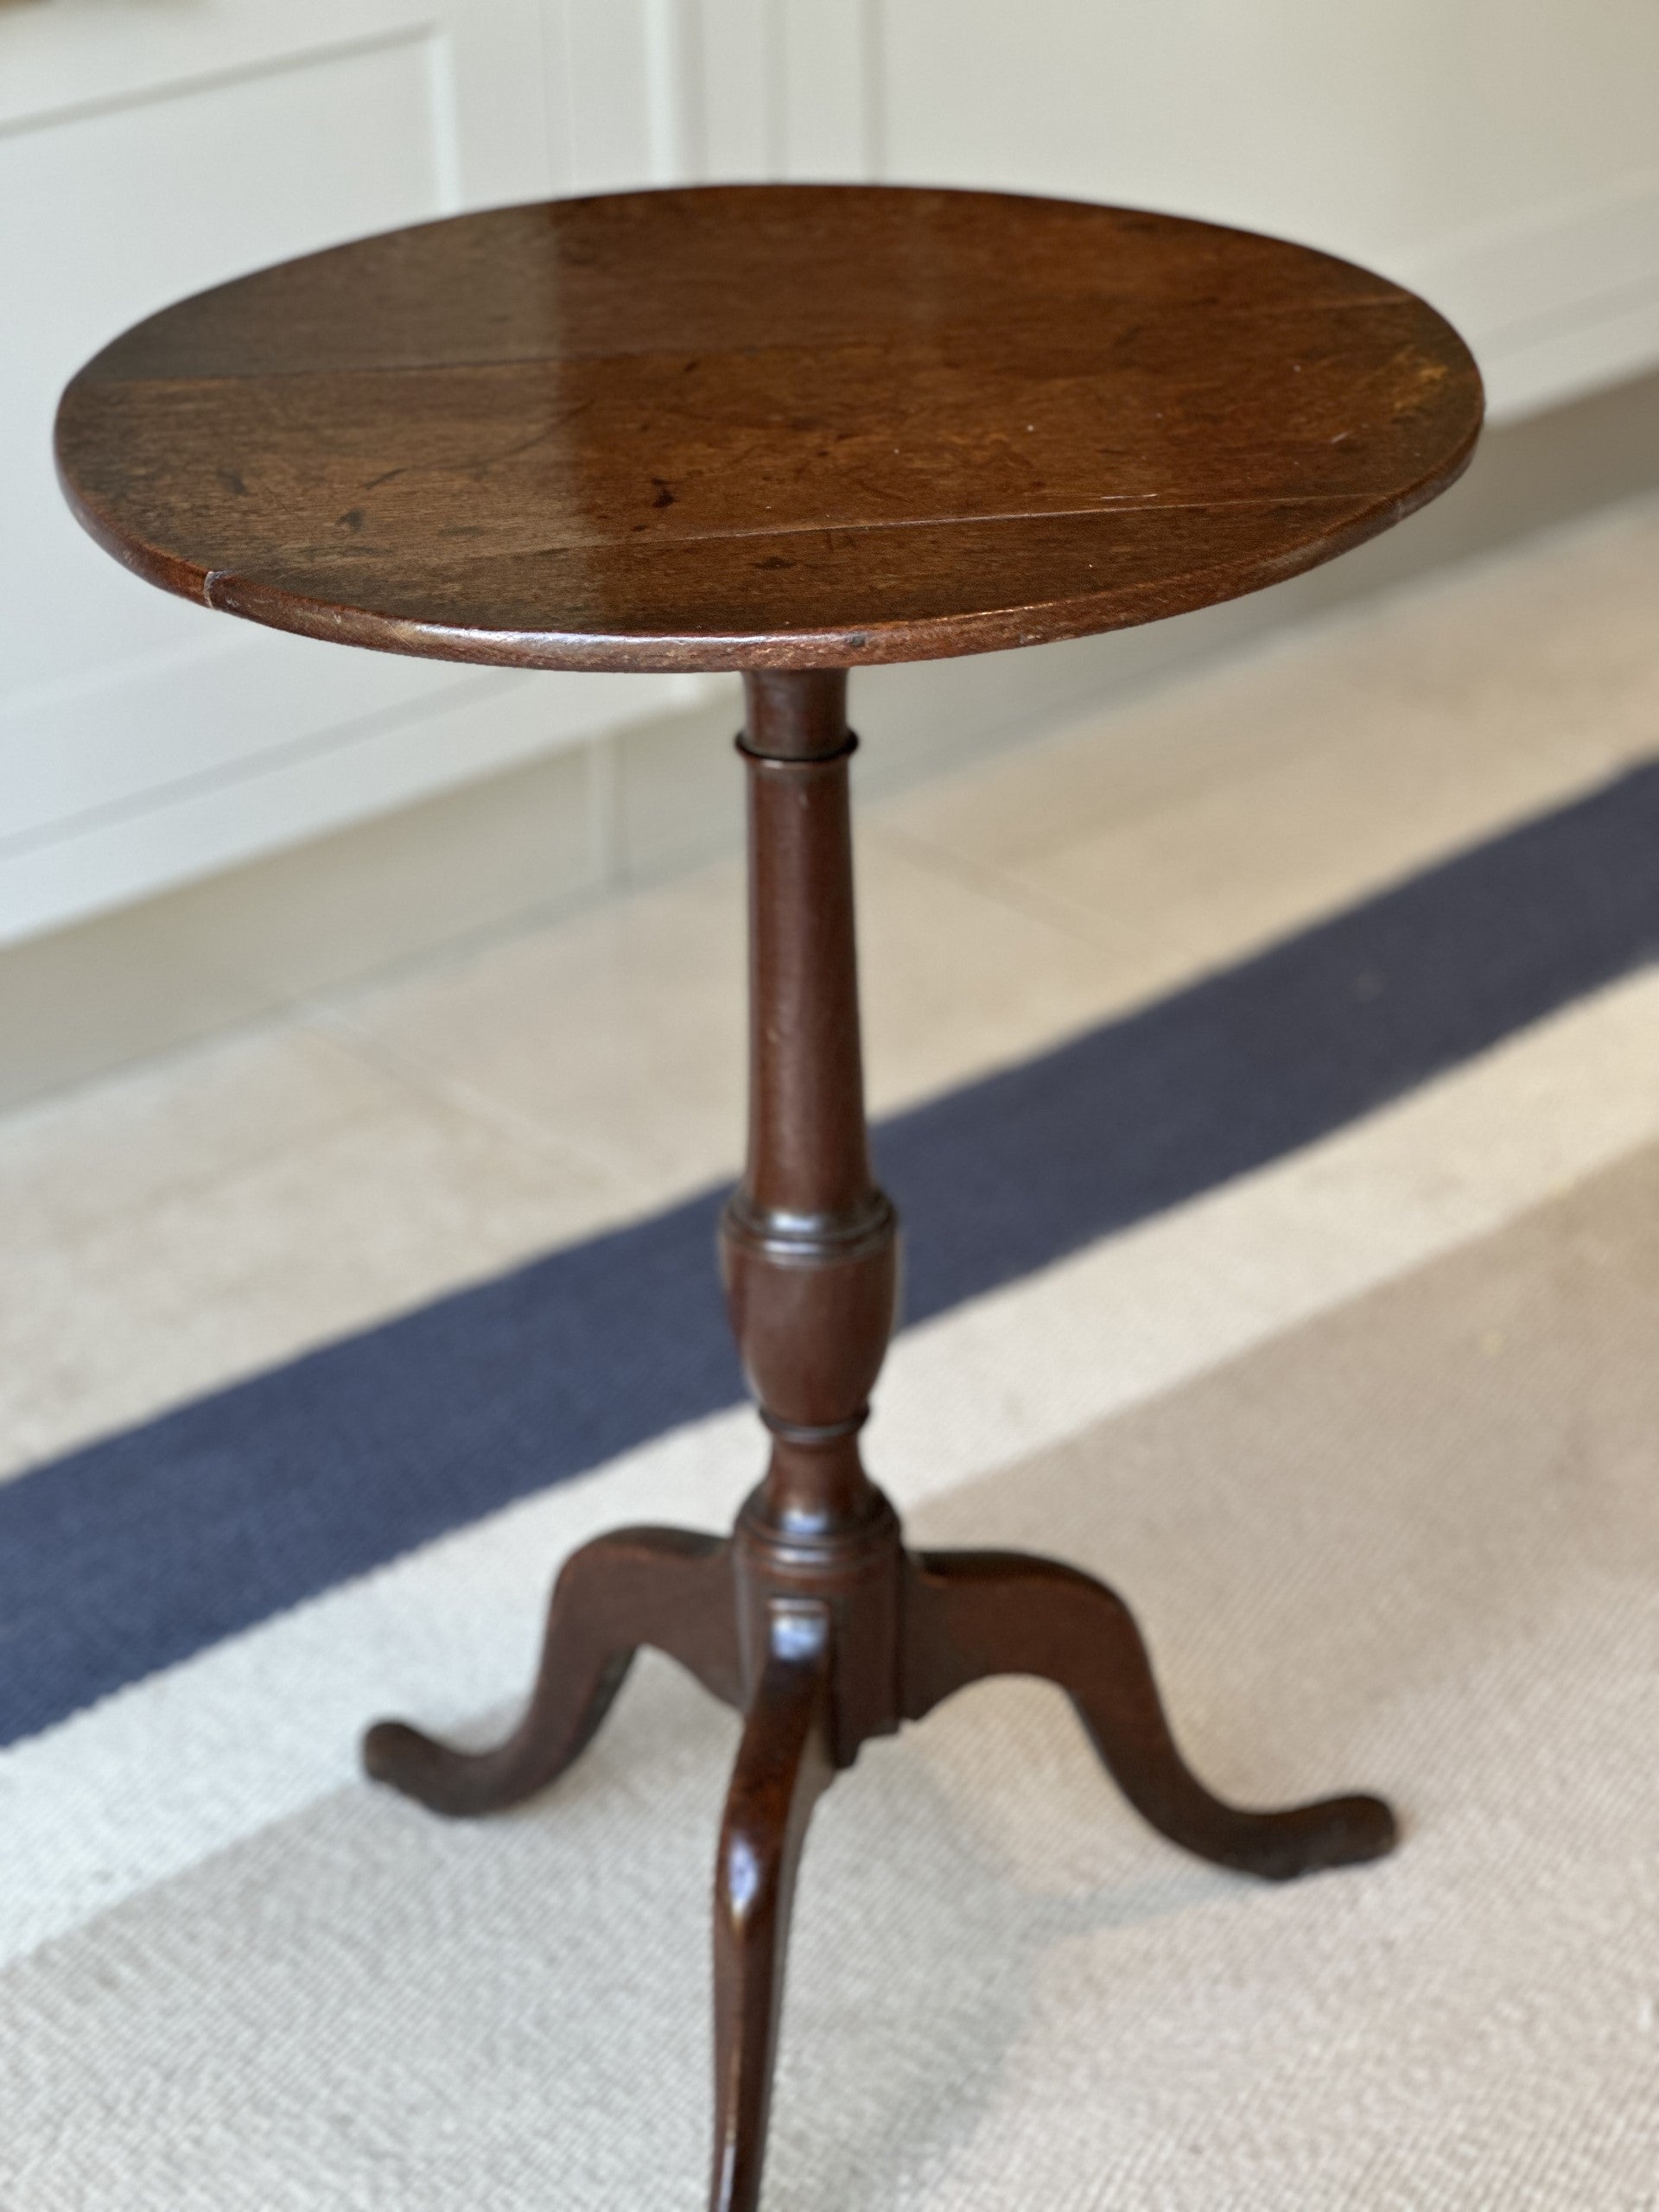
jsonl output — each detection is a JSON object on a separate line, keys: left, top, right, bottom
{"left": 0, "top": 1, "right": 689, "bottom": 944}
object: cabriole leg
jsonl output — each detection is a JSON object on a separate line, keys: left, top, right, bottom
{"left": 364, "top": 1526, "right": 741, "bottom": 1818}
{"left": 902, "top": 1549, "right": 1395, "bottom": 1881}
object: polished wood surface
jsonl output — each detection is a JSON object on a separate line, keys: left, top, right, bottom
{"left": 364, "top": 671, "right": 1395, "bottom": 2212}
{"left": 56, "top": 184, "right": 1481, "bottom": 673}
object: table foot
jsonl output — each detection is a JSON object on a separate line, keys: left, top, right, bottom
{"left": 902, "top": 1548, "right": 1395, "bottom": 1880}
{"left": 363, "top": 1525, "right": 741, "bottom": 1817}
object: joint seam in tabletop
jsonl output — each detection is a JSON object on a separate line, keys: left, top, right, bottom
{"left": 166, "top": 493, "right": 1434, "bottom": 584}
{"left": 63, "top": 480, "right": 1462, "bottom": 677}
{"left": 165, "top": 493, "right": 1412, "bottom": 593}
{"left": 60, "top": 479, "right": 1441, "bottom": 573}
{"left": 278, "top": 494, "right": 1395, "bottom": 556}
{"left": 76, "top": 292, "right": 1435, "bottom": 387}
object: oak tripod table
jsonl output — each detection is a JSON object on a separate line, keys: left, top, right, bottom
{"left": 58, "top": 184, "right": 1482, "bottom": 2209}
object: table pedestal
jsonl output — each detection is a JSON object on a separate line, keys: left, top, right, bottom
{"left": 365, "top": 668, "right": 1395, "bottom": 2212}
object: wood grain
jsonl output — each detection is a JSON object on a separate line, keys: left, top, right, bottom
{"left": 56, "top": 184, "right": 1482, "bottom": 673}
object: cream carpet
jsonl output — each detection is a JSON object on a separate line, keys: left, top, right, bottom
{"left": 8, "top": 1141, "right": 1659, "bottom": 2209}
{"left": 8, "top": 497, "right": 1659, "bottom": 2206}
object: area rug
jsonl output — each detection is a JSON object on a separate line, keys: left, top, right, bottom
{"left": 3, "top": 768, "right": 1659, "bottom": 2208}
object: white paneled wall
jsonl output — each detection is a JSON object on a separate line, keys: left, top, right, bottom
{"left": 0, "top": 0, "right": 713, "bottom": 949}
{"left": 875, "top": 0, "right": 1659, "bottom": 423}
{"left": 4, "top": 0, "right": 1656, "bottom": 950}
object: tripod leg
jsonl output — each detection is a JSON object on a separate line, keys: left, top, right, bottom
{"left": 365, "top": 1527, "right": 740, "bottom": 1818}
{"left": 709, "top": 1605, "right": 836, "bottom": 2212}
{"left": 904, "top": 1550, "right": 1394, "bottom": 1881}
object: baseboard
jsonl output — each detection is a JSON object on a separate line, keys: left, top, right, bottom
{"left": 5, "top": 362, "right": 1659, "bottom": 1117}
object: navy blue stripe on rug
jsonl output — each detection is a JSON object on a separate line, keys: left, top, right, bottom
{"left": 5, "top": 759, "right": 1659, "bottom": 1747}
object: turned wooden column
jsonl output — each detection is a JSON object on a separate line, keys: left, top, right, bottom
{"left": 718, "top": 669, "right": 906, "bottom": 1766}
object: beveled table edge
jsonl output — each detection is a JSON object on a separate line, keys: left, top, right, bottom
{"left": 54, "top": 183, "right": 1485, "bottom": 675}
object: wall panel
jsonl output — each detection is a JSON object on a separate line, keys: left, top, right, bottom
{"left": 870, "top": 0, "right": 1659, "bottom": 420}
{"left": 0, "top": 1, "right": 681, "bottom": 947}
{"left": 4, "top": 0, "right": 1656, "bottom": 951}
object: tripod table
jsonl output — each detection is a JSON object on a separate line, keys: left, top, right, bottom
{"left": 56, "top": 183, "right": 1483, "bottom": 2212}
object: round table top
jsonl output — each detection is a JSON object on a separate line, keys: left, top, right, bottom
{"left": 56, "top": 185, "right": 1482, "bottom": 674}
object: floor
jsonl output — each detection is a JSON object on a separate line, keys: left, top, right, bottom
{"left": 4, "top": 493, "right": 1659, "bottom": 2208}
{"left": 6, "top": 493, "right": 1657, "bottom": 1481}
